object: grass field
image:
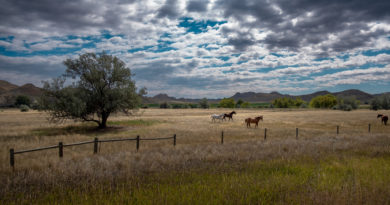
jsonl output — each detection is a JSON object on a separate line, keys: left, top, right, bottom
{"left": 1, "top": 108, "right": 390, "bottom": 204}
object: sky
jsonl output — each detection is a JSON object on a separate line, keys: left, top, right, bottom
{"left": 1, "top": 0, "right": 390, "bottom": 98}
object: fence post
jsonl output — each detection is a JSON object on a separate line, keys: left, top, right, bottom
{"left": 136, "top": 135, "right": 140, "bottom": 151}
{"left": 10, "top": 149, "right": 14, "bottom": 169}
{"left": 368, "top": 123, "right": 371, "bottom": 133}
{"left": 221, "top": 131, "right": 224, "bottom": 144}
{"left": 173, "top": 134, "right": 176, "bottom": 146}
{"left": 337, "top": 126, "right": 339, "bottom": 135}
{"left": 94, "top": 137, "right": 98, "bottom": 154}
{"left": 264, "top": 128, "right": 267, "bottom": 140}
{"left": 59, "top": 142, "right": 63, "bottom": 158}
{"left": 296, "top": 128, "right": 298, "bottom": 140}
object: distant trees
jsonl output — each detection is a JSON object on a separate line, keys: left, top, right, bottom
{"left": 15, "top": 95, "right": 31, "bottom": 107}
{"left": 333, "top": 97, "right": 360, "bottom": 111}
{"left": 219, "top": 98, "right": 235, "bottom": 108}
{"left": 272, "top": 97, "right": 306, "bottom": 108}
{"left": 199, "top": 98, "right": 209, "bottom": 109}
{"left": 40, "top": 52, "right": 145, "bottom": 129}
{"left": 309, "top": 94, "right": 337, "bottom": 108}
{"left": 370, "top": 94, "right": 390, "bottom": 110}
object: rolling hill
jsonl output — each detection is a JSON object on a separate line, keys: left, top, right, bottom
{"left": 0, "top": 80, "right": 42, "bottom": 106}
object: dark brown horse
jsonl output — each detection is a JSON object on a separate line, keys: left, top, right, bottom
{"left": 245, "top": 116, "right": 263, "bottom": 128}
{"left": 223, "top": 111, "right": 236, "bottom": 121}
{"left": 377, "top": 114, "right": 388, "bottom": 125}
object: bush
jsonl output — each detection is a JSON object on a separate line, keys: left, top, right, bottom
{"left": 160, "top": 102, "right": 169, "bottom": 109}
{"left": 20, "top": 104, "right": 29, "bottom": 112}
{"left": 219, "top": 98, "right": 235, "bottom": 108}
{"left": 15, "top": 95, "right": 31, "bottom": 107}
{"left": 309, "top": 94, "right": 337, "bottom": 108}
{"left": 370, "top": 94, "right": 390, "bottom": 110}
{"left": 188, "top": 103, "right": 198, "bottom": 108}
{"left": 241, "top": 102, "right": 250, "bottom": 108}
{"left": 272, "top": 97, "right": 306, "bottom": 108}
{"left": 199, "top": 98, "right": 209, "bottom": 109}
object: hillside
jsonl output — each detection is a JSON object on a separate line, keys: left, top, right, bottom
{"left": 0, "top": 80, "right": 42, "bottom": 106}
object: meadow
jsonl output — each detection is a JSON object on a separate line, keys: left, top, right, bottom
{"left": 1, "top": 108, "right": 390, "bottom": 204}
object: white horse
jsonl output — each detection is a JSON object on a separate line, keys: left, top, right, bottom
{"left": 211, "top": 114, "right": 225, "bottom": 122}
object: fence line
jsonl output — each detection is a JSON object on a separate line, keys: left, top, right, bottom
{"left": 10, "top": 135, "right": 176, "bottom": 169}
{"left": 9, "top": 123, "right": 377, "bottom": 169}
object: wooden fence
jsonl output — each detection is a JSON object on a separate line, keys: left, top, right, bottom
{"left": 10, "top": 134, "right": 176, "bottom": 169}
{"left": 9, "top": 123, "right": 374, "bottom": 169}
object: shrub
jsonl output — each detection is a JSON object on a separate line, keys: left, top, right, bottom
{"left": 188, "top": 103, "right": 198, "bottom": 108}
{"left": 272, "top": 97, "right": 306, "bottom": 108}
{"left": 160, "top": 102, "right": 169, "bottom": 109}
{"left": 15, "top": 95, "right": 31, "bottom": 107}
{"left": 219, "top": 98, "right": 235, "bottom": 108}
{"left": 199, "top": 98, "right": 209, "bottom": 109}
{"left": 241, "top": 102, "right": 250, "bottom": 108}
{"left": 370, "top": 94, "right": 390, "bottom": 110}
{"left": 309, "top": 94, "right": 337, "bottom": 108}
{"left": 20, "top": 104, "right": 29, "bottom": 112}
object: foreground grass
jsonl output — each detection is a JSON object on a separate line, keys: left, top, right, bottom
{"left": 3, "top": 153, "right": 390, "bottom": 204}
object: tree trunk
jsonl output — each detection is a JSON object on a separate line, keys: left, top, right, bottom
{"left": 99, "top": 112, "right": 109, "bottom": 129}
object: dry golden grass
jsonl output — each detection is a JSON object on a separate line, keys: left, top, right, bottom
{"left": 1, "top": 108, "right": 390, "bottom": 204}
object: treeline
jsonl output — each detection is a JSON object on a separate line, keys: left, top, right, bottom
{"left": 370, "top": 94, "right": 390, "bottom": 110}
{"left": 271, "top": 94, "right": 360, "bottom": 111}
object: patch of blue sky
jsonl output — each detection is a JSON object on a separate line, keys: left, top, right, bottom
{"left": 0, "top": 36, "right": 14, "bottom": 42}
{"left": 337, "top": 54, "right": 349, "bottom": 61}
{"left": 217, "top": 56, "right": 230, "bottom": 61}
{"left": 202, "top": 56, "right": 212, "bottom": 59}
{"left": 178, "top": 17, "right": 227, "bottom": 34}
{"left": 0, "top": 31, "right": 125, "bottom": 57}
{"left": 231, "top": 53, "right": 241, "bottom": 57}
{"left": 362, "top": 49, "right": 390, "bottom": 56}
{"left": 222, "top": 70, "right": 236, "bottom": 74}
{"left": 249, "top": 67, "right": 275, "bottom": 73}
{"left": 184, "top": 56, "right": 193, "bottom": 59}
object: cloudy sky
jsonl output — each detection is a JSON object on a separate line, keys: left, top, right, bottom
{"left": 1, "top": 0, "right": 390, "bottom": 98}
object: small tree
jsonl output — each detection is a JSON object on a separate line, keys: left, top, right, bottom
{"left": 15, "top": 95, "right": 31, "bottom": 107}
{"left": 160, "top": 102, "right": 169, "bottom": 109}
{"left": 236, "top": 99, "right": 244, "bottom": 108}
{"left": 199, "top": 98, "right": 209, "bottom": 109}
{"left": 309, "top": 94, "right": 337, "bottom": 108}
{"left": 219, "top": 98, "right": 235, "bottom": 108}
{"left": 40, "top": 52, "right": 145, "bottom": 129}
{"left": 241, "top": 102, "right": 250, "bottom": 108}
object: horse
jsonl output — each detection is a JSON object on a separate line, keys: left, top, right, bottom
{"left": 377, "top": 114, "right": 388, "bottom": 125}
{"left": 245, "top": 116, "right": 263, "bottom": 128}
{"left": 211, "top": 114, "right": 225, "bottom": 122}
{"left": 223, "top": 111, "right": 236, "bottom": 121}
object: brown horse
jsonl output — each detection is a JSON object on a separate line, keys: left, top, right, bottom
{"left": 245, "top": 116, "right": 263, "bottom": 128}
{"left": 223, "top": 111, "right": 236, "bottom": 121}
{"left": 377, "top": 114, "right": 388, "bottom": 125}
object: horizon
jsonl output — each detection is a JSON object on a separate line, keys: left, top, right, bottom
{"left": 1, "top": 0, "right": 390, "bottom": 98}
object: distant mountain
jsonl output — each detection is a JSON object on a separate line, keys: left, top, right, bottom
{"left": 229, "top": 89, "right": 375, "bottom": 103}
{"left": 0, "top": 80, "right": 18, "bottom": 94}
{"left": 143, "top": 89, "right": 383, "bottom": 104}
{"left": 0, "top": 80, "right": 42, "bottom": 106}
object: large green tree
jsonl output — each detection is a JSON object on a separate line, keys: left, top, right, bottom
{"left": 40, "top": 52, "right": 145, "bottom": 128}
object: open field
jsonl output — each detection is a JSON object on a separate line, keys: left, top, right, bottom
{"left": 1, "top": 108, "right": 390, "bottom": 204}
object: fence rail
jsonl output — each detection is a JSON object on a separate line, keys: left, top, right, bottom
{"left": 9, "top": 123, "right": 376, "bottom": 169}
{"left": 10, "top": 134, "right": 176, "bottom": 169}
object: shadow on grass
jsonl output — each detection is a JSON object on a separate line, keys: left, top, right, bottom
{"left": 31, "top": 124, "right": 124, "bottom": 137}
{"left": 30, "top": 119, "right": 162, "bottom": 137}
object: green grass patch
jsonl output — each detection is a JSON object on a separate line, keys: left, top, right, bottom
{"left": 5, "top": 155, "right": 390, "bottom": 204}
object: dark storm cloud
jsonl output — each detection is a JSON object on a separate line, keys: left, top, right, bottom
{"left": 186, "top": 0, "right": 209, "bottom": 12}
{"left": 157, "top": 0, "right": 180, "bottom": 19}
{"left": 0, "top": 0, "right": 131, "bottom": 36}
{"left": 215, "top": 0, "right": 390, "bottom": 53}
